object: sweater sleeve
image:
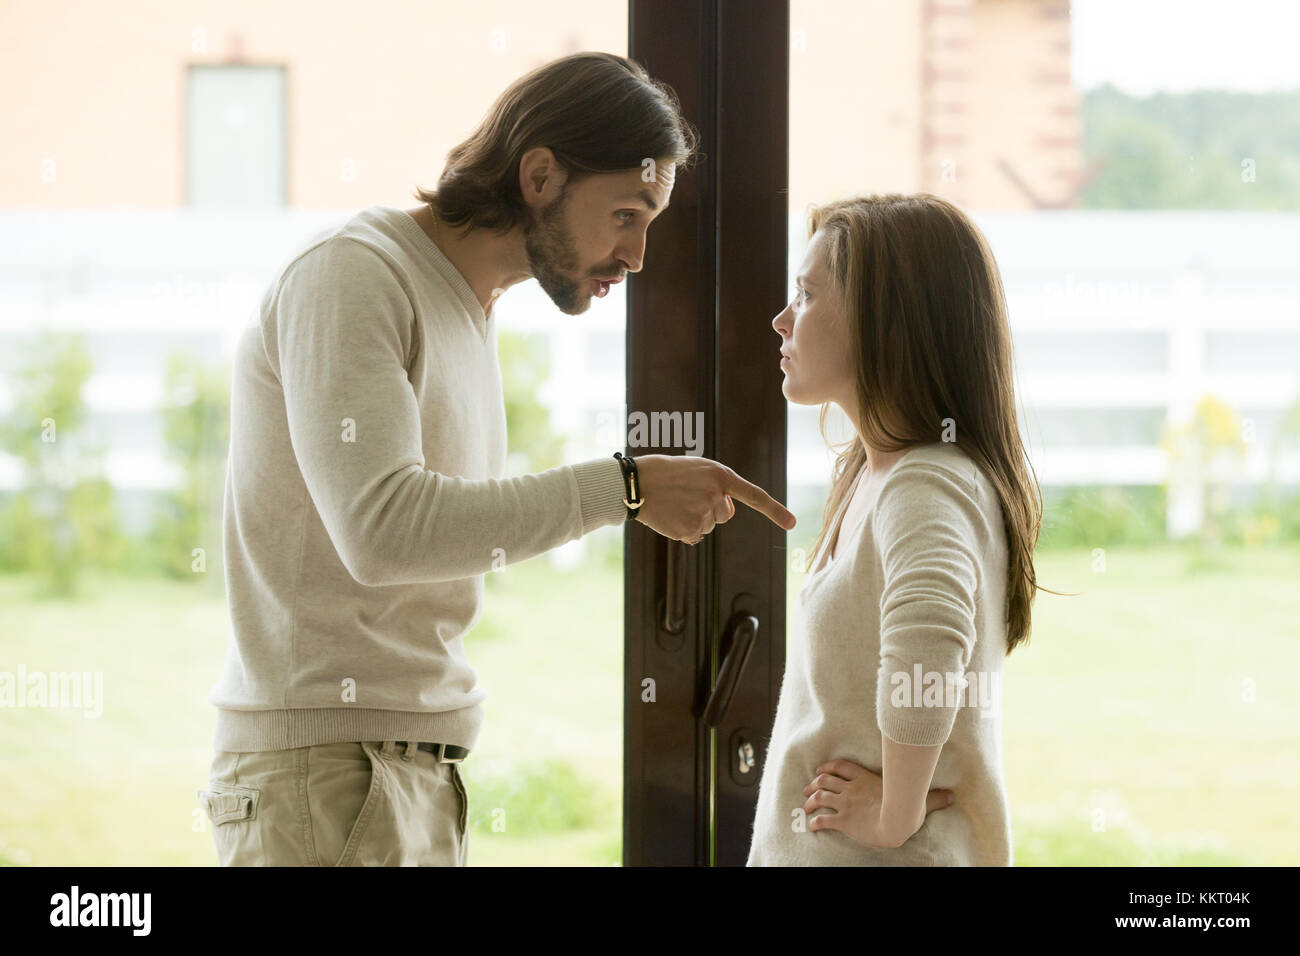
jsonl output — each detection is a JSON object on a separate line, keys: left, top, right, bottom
{"left": 872, "top": 460, "right": 983, "bottom": 747}
{"left": 269, "top": 237, "right": 629, "bottom": 587}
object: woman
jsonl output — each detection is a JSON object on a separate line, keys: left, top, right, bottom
{"left": 748, "top": 193, "right": 1044, "bottom": 866}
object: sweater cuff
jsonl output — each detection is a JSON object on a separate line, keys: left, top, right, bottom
{"left": 877, "top": 665, "right": 963, "bottom": 747}
{"left": 572, "top": 456, "right": 631, "bottom": 533}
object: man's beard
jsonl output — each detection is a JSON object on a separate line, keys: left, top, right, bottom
{"left": 523, "top": 191, "right": 589, "bottom": 315}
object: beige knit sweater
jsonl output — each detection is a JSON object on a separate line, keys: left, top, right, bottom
{"left": 747, "top": 441, "right": 1014, "bottom": 866}
{"left": 208, "top": 206, "right": 630, "bottom": 753}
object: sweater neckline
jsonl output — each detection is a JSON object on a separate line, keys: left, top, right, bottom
{"left": 802, "top": 443, "right": 939, "bottom": 592}
{"left": 385, "top": 206, "right": 491, "bottom": 342}
{"left": 807, "top": 465, "right": 869, "bottom": 583}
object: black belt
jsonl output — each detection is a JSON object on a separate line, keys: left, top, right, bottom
{"left": 400, "top": 742, "right": 468, "bottom": 764}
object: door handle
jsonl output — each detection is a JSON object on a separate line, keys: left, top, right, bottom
{"left": 659, "top": 539, "right": 688, "bottom": 634}
{"left": 699, "top": 612, "right": 758, "bottom": 728}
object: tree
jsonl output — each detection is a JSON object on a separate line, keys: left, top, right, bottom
{"left": 1082, "top": 86, "right": 1300, "bottom": 210}
{"left": 0, "top": 334, "right": 120, "bottom": 595}
{"left": 148, "top": 354, "right": 231, "bottom": 584}
{"left": 498, "top": 330, "right": 564, "bottom": 474}
{"left": 1161, "top": 394, "right": 1249, "bottom": 564}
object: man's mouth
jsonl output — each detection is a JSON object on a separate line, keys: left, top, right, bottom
{"left": 593, "top": 276, "right": 622, "bottom": 298}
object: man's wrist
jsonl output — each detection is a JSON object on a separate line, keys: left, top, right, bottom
{"left": 573, "top": 457, "right": 632, "bottom": 531}
{"left": 613, "top": 451, "right": 644, "bottom": 521}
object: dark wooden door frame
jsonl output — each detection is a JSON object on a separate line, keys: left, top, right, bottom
{"left": 624, "top": 0, "right": 790, "bottom": 867}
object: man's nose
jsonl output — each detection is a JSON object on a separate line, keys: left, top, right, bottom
{"left": 619, "top": 234, "right": 647, "bottom": 274}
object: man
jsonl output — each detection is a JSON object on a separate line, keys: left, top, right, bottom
{"left": 198, "top": 51, "right": 795, "bottom": 866}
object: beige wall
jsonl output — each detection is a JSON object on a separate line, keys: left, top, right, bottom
{"left": 789, "top": 0, "right": 924, "bottom": 222}
{"left": 791, "top": 0, "right": 1081, "bottom": 213}
{"left": 0, "top": 0, "right": 621, "bottom": 207}
{"left": 2, "top": 0, "right": 1079, "bottom": 211}
{"left": 957, "top": 0, "right": 1083, "bottom": 209}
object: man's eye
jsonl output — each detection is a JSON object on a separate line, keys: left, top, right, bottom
{"left": 617, "top": 211, "right": 635, "bottom": 224}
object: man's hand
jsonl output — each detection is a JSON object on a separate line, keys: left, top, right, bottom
{"left": 802, "top": 758, "right": 954, "bottom": 848}
{"left": 631, "top": 454, "right": 795, "bottom": 544}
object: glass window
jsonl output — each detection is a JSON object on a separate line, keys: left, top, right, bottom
{"left": 186, "top": 66, "right": 287, "bottom": 207}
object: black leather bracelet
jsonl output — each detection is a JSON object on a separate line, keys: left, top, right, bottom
{"left": 613, "top": 452, "right": 644, "bottom": 521}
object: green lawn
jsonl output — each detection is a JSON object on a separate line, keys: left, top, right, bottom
{"left": 0, "top": 543, "right": 1296, "bottom": 865}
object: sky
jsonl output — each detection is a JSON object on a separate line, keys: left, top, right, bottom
{"left": 1072, "top": 0, "right": 1300, "bottom": 94}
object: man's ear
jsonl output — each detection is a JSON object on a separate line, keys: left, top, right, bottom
{"left": 519, "top": 146, "right": 565, "bottom": 208}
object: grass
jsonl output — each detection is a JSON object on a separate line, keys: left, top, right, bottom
{"left": 0, "top": 541, "right": 1297, "bottom": 865}
{"left": 1000, "top": 543, "right": 1300, "bottom": 865}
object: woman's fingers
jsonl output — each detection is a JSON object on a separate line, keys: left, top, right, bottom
{"left": 816, "top": 759, "right": 864, "bottom": 781}
{"left": 804, "top": 787, "right": 841, "bottom": 814}
{"left": 925, "top": 789, "right": 955, "bottom": 814}
{"left": 802, "top": 772, "right": 846, "bottom": 796}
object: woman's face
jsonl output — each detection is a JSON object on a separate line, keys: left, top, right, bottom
{"left": 772, "top": 229, "right": 856, "bottom": 410}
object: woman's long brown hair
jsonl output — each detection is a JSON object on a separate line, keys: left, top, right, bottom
{"left": 804, "top": 193, "right": 1045, "bottom": 654}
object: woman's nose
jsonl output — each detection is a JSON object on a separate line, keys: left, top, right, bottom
{"left": 772, "top": 305, "right": 790, "bottom": 333}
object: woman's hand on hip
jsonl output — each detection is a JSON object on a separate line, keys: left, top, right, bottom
{"left": 802, "top": 758, "right": 954, "bottom": 849}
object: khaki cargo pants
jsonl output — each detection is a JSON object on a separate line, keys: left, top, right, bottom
{"left": 198, "top": 740, "right": 468, "bottom": 866}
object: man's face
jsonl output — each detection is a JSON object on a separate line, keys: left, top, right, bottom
{"left": 523, "top": 162, "right": 674, "bottom": 315}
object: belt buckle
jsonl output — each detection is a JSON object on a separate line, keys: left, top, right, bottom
{"left": 435, "top": 743, "right": 464, "bottom": 765}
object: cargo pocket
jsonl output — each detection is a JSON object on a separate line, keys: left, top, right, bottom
{"left": 199, "top": 784, "right": 260, "bottom": 825}
{"left": 199, "top": 783, "right": 261, "bottom": 866}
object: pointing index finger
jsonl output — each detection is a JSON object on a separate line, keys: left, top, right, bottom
{"left": 722, "top": 470, "right": 796, "bottom": 530}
